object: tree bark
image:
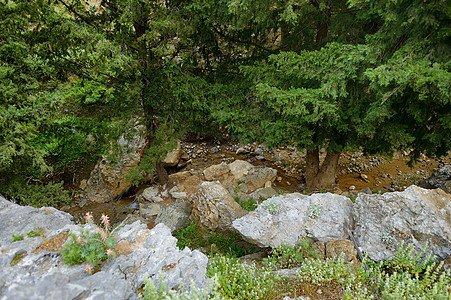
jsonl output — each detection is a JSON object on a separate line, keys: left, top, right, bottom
{"left": 156, "top": 161, "right": 169, "bottom": 185}
{"left": 305, "top": 149, "right": 341, "bottom": 190}
{"left": 305, "top": 149, "right": 320, "bottom": 187}
{"left": 311, "top": 0, "right": 332, "bottom": 49}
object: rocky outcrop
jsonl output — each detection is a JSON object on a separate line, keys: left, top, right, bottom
{"left": 168, "top": 171, "right": 203, "bottom": 195}
{"left": 0, "top": 196, "right": 209, "bottom": 299}
{"left": 232, "top": 192, "right": 353, "bottom": 248}
{"left": 154, "top": 200, "right": 191, "bottom": 232}
{"left": 420, "top": 165, "right": 451, "bottom": 193}
{"left": 190, "top": 181, "right": 247, "bottom": 230}
{"left": 228, "top": 160, "right": 254, "bottom": 180}
{"left": 236, "top": 166, "right": 277, "bottom": 193}
{"left": 353, "top": 185, "right": 451, "bottom": 261}
{"left": 81, "top": 124, "right": 147, "bottom": 203}
{"left": 203, "top": 163, "right": 230, "bottom": 181}
{"left": 325, "top": 239, "right": 357, "bottom": 262}
{"left": 202, "top": 160, "right": 277, "bottom": 192}
{"left": 141, "top": 185, "right": 167, "bottom": 203}
{"left": 162, "top": 140, "right": 182, "bottom": 166}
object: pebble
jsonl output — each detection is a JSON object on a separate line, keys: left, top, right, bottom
{"left": 349, "top": 185, "right": 356, "bottom": 190}
{"left": 236, "top": 147, "right": 248, "bottom": 155}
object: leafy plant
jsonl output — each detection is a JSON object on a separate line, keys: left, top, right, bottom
{"left": 278, "top": 190, "right": 287, "bottom": 195}
{"left": 10, "top": 252, "right": 26, "bottom": 266}
{"left": 60, "top": 212, "right": 122, "bottom": 273}
{"left": 173, "top": 222, "right": 260, "bottom": 257}
{"left": 235, "top": 196, "right": 258, "bottom": 211}
{"left": 264, "top": 245, "right": 304, "bottom": 269}
{"left": 27, "top": 229, "right": 44, "bottom": 238}
{"left": 264, "top": 240, "right": 320, "bottom": 270}
{"left": 11, "top": 234, "right": 24, "bottom": 242}
{"left": 372, "top": 242, "right": 451, "bottom": 299}
{"left": 383, "top": 242, "right": 437, "bottom": 276}
{"left": 263, "top": 200, "right": 280, "bottom": 215}
{"left": 207, "top": 255, "right": 278, "bottom": 299}
{"left": 308, "top": 204, "right": 321, "bottom": 219}
{"left": 3, "top": 180, "right": 71, "bottom": 208}
{"left": 297, "top": 255, "right": 371, "bottom": 299}
{"left": 140, "top": 273, "right": 218, "bottom": 300}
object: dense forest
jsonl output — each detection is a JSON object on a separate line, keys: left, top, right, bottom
{"left": 1, "top": 0, "right": 450, "bottom": 206}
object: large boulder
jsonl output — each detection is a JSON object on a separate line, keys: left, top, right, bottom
{"left": 81, "top": 124, "right": 147, "bottom": 203}
{"left": 228, "top": 160, "right": 254, "bottom": 180}
{"left": 154, "top": 200, "right": 191, "bottom": 232}
{"left": 236, "top": 166, "right": 277, "bottom": 193}
{"left": 353, "top": 185, "right": 451, "bottom": 261}
{"left": 203, "top": 163, "right": 230, "bottom": 181}
{"left": 202, "top": 161, "right": 276, "bottom": 194}
{"left": 162, "top": 140, "right": 182, "bottom": 167}
{"left": 168, "top": 171, "right": 203, "bottom": 195}
{"left": 189, "top": 181, "right": 247, "bottom": 230}
{"left": 232, "top": 192, "right": 353, "bottom": 248}
{"left": 0, "top": 196, "right": 209, "bottom": 299}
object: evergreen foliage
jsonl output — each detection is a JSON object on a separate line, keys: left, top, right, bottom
{"left": 1, "top": 0, "right": 450, "bottom": 198}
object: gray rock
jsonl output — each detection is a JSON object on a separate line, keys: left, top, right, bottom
{"left": 163, "top": 140, "right": 182, "bottom": 167}
{"left": 232, "top": 193, "right": 353, "bottom": 248}
{"left": 154, "top": 201, "right": 191, "bottom": 232}
{"left": 203, "top": 163, "right": 230, "bottom": 181}
{"left": 237, "top": 166, "right": 277, "bottom": 193}
{"left": 140, "top": 203, "right": 161, "bottom": 218}
{"left": 353, "top": 185, "right": 451, "bottom": 261}
{"left": 190, "top": 181, "right": 247, "bottom": 230}
{"left": 82, "top": 124, "right": 147, "bottom": 203}
{"left": 142, "top": 186, "right": 165, "bottom": 202}
{"left": 248, "top": 187, "right": 278, "bottom": 201}
{"left": 255, "top": 148, "right": 263, "bottom": 156}
{"left": 122, "top": 214, "right": 149, "bottom": 226}
{"left": 228, "top": 160, "right": 254, "bottom": 181}
{"left": 0, "top": 197, "right": 74, "bottom": 251}
{"left": 0, "top": 196, "right": 209, "bottom": 299}
{"left": 105, "top": 222, "right": 209, "bottom": 292}
{"left": 236, "top": 147, "right": 249, "bottom": 155}
{"left": 171, "top": 192, "right": 187, "bottom": 199}
{"left": 126, "top": 200, "right": 140, "bottom": 210}
{"left": 420, "top": 165, "right": 451, "bottom": 193}
{"left": 360, "top": 187, "right": 372, "bottom": 194}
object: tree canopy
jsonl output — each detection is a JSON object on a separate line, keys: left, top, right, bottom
{"left": 1, "top": 0, "right": 450, "bottom": 204}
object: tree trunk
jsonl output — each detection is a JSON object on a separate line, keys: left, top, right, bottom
{"left": 311, "top": 0, "right": 331, "bottom": 49}
{"left": 305, "top": 149, "right": 320, "bottom": 187}
{"left": 305, "top": 149, "right": 340, "bottom": 190}
{"left": 156, "top": 161, "right": 169, "bottom": 185}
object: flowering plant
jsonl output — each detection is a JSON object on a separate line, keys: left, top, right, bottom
{"left": 60, "top": 212, "right": 122, "bottom": 273}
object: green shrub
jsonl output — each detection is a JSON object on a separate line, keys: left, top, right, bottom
{"left": 11, "top": 234, "right": 24, "bottom": 242}
{"left": 384, "top": 241, "right": 436, "bottom": 276}
{"left": 140, "top": 274, "right": 219, "bottom": 300}
{"left": 60, "top": 212, "right": 122, "bottom": 273}
{"left": 263, "top": 200, "right": 279, "bottom": 215}
{"left": 235, "top": 196, "right": 258, "bottom": 211}
{"left": 372, "top": 242, "right": 451, "bottom": 299}
{"left": 173, "top": 222, "right": 260, "bottom": 257}
{"left": 263, "top": 240, "right": 320, "bottom": 269}
{"left": 27, "top": 229, "right": 44, "bottom": 238}
{"left": 4, "top": 180, "right": 71, "bottom": 208}
{"left": 207, "top": 255, "right": 278, "bottom": 299}
{"left": 297, "top": 255, "right": 371, "bottom": 299}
